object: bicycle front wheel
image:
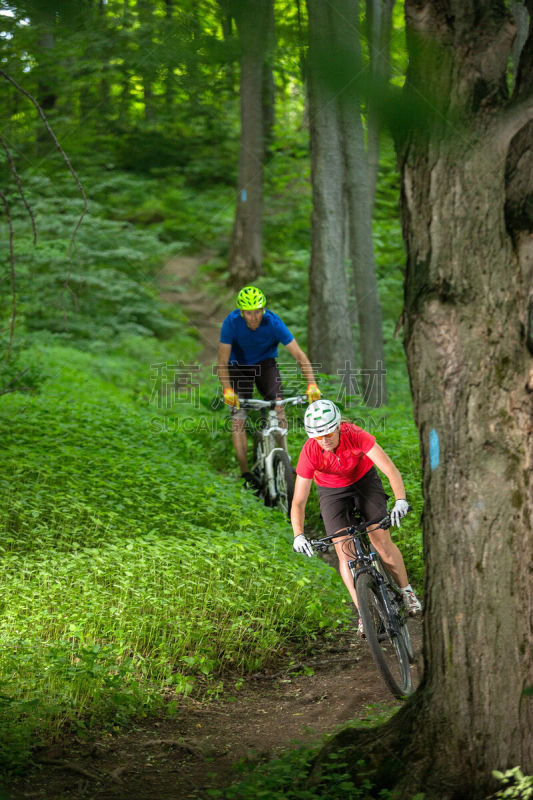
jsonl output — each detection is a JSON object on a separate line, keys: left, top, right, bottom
{"left": 356, "top": 572, "right": 412, "bottom": 699}
{"left": 252, "top": 431, "right": 268, "bottom": 492}
{"left": 374, "top": 556, "right": 415, "bottom": 664}
{"left": 272, "top": 450, "right": 295, "bottom": 518}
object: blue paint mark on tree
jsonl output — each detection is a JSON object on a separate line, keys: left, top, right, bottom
{"left": 429, "top": 429, "right": 440, "bottom": 470}
{"left": 240, "top": 189, "right": 247, "bottom": 202}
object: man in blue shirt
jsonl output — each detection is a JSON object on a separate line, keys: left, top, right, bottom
{"left": 217, "top": 285, "right": 320, "bottom": 485}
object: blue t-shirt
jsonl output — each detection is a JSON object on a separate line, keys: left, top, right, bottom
{"left": 220, "top": 309, "right": 293, "bottom": 365}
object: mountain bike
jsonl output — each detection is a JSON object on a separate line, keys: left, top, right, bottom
{"left": 310, "top": 512, "right": 416, "bottom": 699}
{"left": 238, "top": 395, "right": 307, "bottom": 517}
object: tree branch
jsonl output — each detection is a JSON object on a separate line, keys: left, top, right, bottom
{"left": 0, "top": 136, "right": 37, "bottom": 245}
{"left": 0, "top": 70, "right": 90, "bottom": 338}
{"left": 0, "top": 70, "right": 88, "bottom": 269}
{"left": 0, "top": 368, "right": 30, "bottom": 396}
{"left": 494, "top": 94, "right": 533, "bottom": 152}
{"left": 0, "top": 190, "right": 16, "bottom": 362}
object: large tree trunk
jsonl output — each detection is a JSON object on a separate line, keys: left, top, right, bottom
{"left": 227, "top": 0, "right": 272, "bottom": 287}
{"left": 335, "top": 0, "right": 388, "bottom": 407}
{"left": 306, "top": 0, "right": 355, "bottom": 373}
{"left": 366, "top": 0, "right": 395, "bottom": 207}
{"left": 310, "top": 2, "right": 533, "bottom": 797}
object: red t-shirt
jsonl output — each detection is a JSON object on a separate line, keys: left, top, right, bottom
{"left": 296, "top": 422, "right": 376, "bottom": 487}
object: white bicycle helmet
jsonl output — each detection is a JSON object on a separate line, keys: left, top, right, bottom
{"left": 304, "top": 399, "right": 341, "bottom": 437}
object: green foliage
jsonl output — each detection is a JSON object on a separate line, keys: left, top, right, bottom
{"left": 109, "top": 121, "right": 239, "bottom": 185}
{"left": 88, "top": 171, "right": 235, "bottom": 250}
{"left": 0, "top": 0, "right": 242, "bottom": 170}
{"left": 210, "top": 706, "right": 400, "bottom": 800}
{"left": 212, "top": 751, "right": 390, "bottom": 800}
{"left": 491, "top": 768, "right": 533, "bottom": 800}
{"left": 1, "top": 172, "right": 199, "bottom": 350}
{"left": 0, "top": 343, "right": 350, "bottom": 770}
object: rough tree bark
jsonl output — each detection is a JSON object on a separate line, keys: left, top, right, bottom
{"left": 310, "top": 2, "right": 533, "bottom": 797}
{"left": 335, "top": 0, "right": 388, "bottom": 406}
{"left": 306, "top": 0, "right": 355, "bottom": 374}
{"left": 366, "top": 0, "right": 395, "bottom": 208}
{"left": 227, "top": 0, "right": 273, "bottom": 287}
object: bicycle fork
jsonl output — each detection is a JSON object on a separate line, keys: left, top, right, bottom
{"left": 264, "top": 446, "right": 286, "bottom": 499}
{"left": 349, "top": 560, "right": 401, "bottom": 638}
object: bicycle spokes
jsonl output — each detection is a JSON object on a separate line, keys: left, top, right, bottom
{"left": 356, "top": 572, "right": 412, "bottom": 698}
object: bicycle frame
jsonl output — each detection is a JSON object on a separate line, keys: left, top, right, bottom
{"left": 312, "top": 517, "right": 402, "bottom": 635}
{"left": 239, "top": 395, "right": 306, "bottom": 502}
{"left": 257, "top": 412, "right": 287, "bottom": 500}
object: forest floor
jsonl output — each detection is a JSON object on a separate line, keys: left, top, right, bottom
{"left": 7, "top": 256, "right": 423, "bottom": 800}
{"left": 8, "top": 626, "right": 423, "bottom": 800}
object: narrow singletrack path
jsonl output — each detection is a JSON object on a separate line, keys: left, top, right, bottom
{"left": 9, "top": 625, "right": 422, "bottom": 800}
{"left": 157, "top": 253, "right": 234, "bottom": 365}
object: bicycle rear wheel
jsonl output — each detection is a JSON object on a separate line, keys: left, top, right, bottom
{"left": 356, "top": 571, "right": 412, "bottom": 698}
{"left": 272, "top": 450, "right": 295, "bottom": 518}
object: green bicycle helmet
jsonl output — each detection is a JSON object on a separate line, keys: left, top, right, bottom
{"left": 236, "top": 285, "right": 266, "bottom": 310}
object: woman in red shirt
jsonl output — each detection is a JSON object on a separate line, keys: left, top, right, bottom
{"left": 290, "top": 399, "right": 421, "bottom": 633}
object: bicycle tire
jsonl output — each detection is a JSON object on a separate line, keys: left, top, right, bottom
{"left": 374, "top": 556, "right": 415, "bottom": 664}
{"left": 272, "top": 450, "right": 295, "bottom": 518}
{"left": 356, "top": 571, "right": 413, "bottom": 698}
{"left": 252, "top": 431, "right": 268, "bottom": 493}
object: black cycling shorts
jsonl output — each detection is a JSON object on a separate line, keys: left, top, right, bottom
{"left": 316, "top": 467, "right": 389, "bottom": 537}
{"left": 228, "top": 358, "right": 283, "bottom": 402}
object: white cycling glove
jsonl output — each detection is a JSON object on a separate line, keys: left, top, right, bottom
{"left": 391, "top": 499, "right": 409, "bottom": 527}
{"left": 293, "top": 534, "right": 313, "bottom": 557}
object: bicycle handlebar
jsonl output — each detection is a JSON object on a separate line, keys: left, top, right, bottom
{"left": 310, "top": 515, "right": 391, "bottom": 548}
{"left": 238, "top": 395, "right": 308, "bottom": 409}
{"left": 310, "top": 506, "right": 413, "bottom": 550}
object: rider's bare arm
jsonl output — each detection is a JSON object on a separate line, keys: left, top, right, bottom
{"left": 290, "top": 475, "right": 313, "bottom": 537}
{"left": 217, "top": 342, "right": 232, "bottom": 392}
{"left": 284, "top": 339, "right": 317, "bottom": 385}
{"left": 365, "top": 444, "right": 406, "bottom": 501}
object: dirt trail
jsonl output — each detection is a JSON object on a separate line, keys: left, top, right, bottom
{"left": 9, "top": 626, "right": 422, "bottom": 800}
{"left": 157, "top": 253, "right": 235, "bottom": 365}
{"left": 8, "top": 257, "right": 423, "bottom": 800}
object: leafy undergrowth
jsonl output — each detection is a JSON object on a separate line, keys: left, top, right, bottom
{"left": 217, "top": 750, "right": 394, "bottom": 800}
{"left": 0, "top": 342, "right": 350, "bottom": 772}
{"left": 213, "top": 707, "right": 403, "bottom": 800}
{"left": 215, "top": 751, "right": 533, "bottom": 800}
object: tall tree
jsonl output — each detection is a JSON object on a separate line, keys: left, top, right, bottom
{"left": 306, "top": 0, "right": 387, "bottom": 401}
{"left": 306, "top": 0, "right": 355, "bottom": 374}
{"left": 227, "top": 0, "right": 273, "bottom": 287}
{"left": 311, "top": 1, "right": 533, "bottom": 797}
{"left": 366, "top": 0, "right": 395, "bottom": 207}
{"left": 336, "top": 0, "right": 387, "bottom": 406}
